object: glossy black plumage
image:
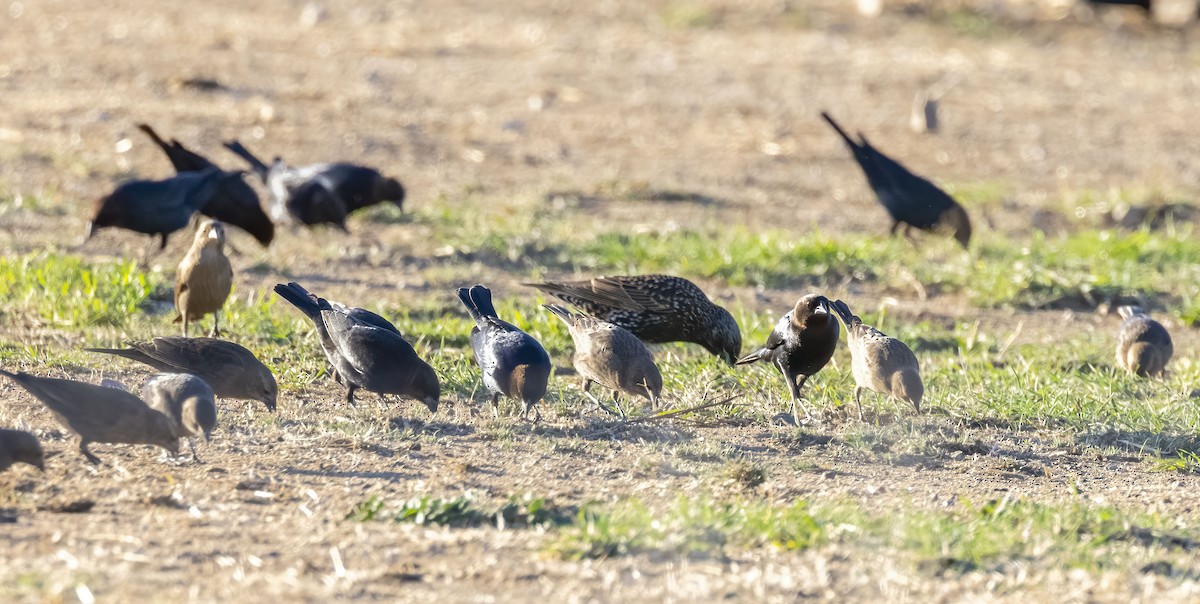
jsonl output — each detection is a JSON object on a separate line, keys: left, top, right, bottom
{"left": 458, "top": 285, "right": 551, "bottom": 419}
{"left": 736, "top": 294, "right": 839, "bottom": 421}
{"left": 87, "top": 168, "right": 243, "bottom": 251}
{"left": 274, "top": 282, "right": 439, "bottom": 412}
{"left": 821, "top": 112, "right": 972, "bottom": 248}
{"left": 525, "top": 275, "right": 742, "bottom": 365}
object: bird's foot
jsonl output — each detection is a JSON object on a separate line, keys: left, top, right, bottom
{"left": 584, "top": 392, "right": 621, "bottom": 418}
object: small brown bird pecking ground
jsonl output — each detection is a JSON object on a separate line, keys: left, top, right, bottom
{"left": 175, "top": 220, "right": 233, "bottom": 337}
{"left": 0, "top": 428, "right": 45, "bottom": 473}
{"left": 830, "top": 299, "right": 923, "bottom": 419}
{"left": 1116, "top": 305, "right": 1173, "bottom": 377}
{"left": 141, "top": 374, "right": 218, "bottom": 461}
{"left": 544, "top": 304, "right": 662, "bottom": 415}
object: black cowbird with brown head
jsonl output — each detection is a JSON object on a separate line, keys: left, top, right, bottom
{"left": 1116, "top": 305, "right": 1173, "bottom": 377}
{"left": 274, "top": 282, "right": 439, "bottom": 412}
{"left": 458, "top": 285, "right": 552, "bottom": 420}
{"left": 830, "top": 299, "right": 923, "bottom": 419}
{"left": 736, "top": 294, "right": 839, "bottom": 422}
{"left": 0, "top": 428, "right": 44, "bottom": 472}
{"left": 822, "top": 112, "right": 971, "bottom": 248}
{"left": 138, "top": 124, "right": 274, "bottom": 247}
{"left": 526, "top": 275, "right": 741, "bottom": 365}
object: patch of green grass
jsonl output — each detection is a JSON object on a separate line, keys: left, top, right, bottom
{"left": 0, "top": 252, "right": 161, "bottom": 328}
{"left": 1151, "top": 450, "right": 1200, "bottom": 474}
{"left": 347, "top": 492, "right": 574, "bottom": 528}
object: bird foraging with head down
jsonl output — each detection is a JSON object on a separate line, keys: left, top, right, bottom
{"left": 830, "top": 299, "right": 923, "bottom": 419}
{"left": 543, "top": 304, "right": 662, "bottom": 414}
{"left": 141, "top": 373, "right": 218, "bottom": 461}
{"left": 1115, "top": 305, "right": 1173, "bottom": 377}
{"left": 458, "top": 285, "right": 552, "bottom": 420}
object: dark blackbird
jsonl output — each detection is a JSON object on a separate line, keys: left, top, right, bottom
{"left": 87, "top": 168, "right": 245, "bottom": 254}
{"left": 0, "top": 369, "right": 179, "bottom": 464}
{"left": 525, "top": 275, "right": 742, "bottom": 365}
{"left": 138, "top": 124, "right": 275, "bottom": 247}
{"left": 830, "top": 299, "right": 923, "bottom": 418}
{"left": 1116, "top": 306, "right": 1173, "bottom": 377}
{"left": 281, "top": 287, "right": 402, "bottom": 388}
{"left": 736, "top": 294, "right": 839, "bottom": 422}
{"left": 821, "top": 112, "right": 972, "bottom": 248}
{"left": 274, "top": 282, "right": 439, "bottom": 411}
{"left": 0, "top": 428, "right": 44, "bottom": 472}
{"left": 544, "top": 304, "right": 662, "bottom": 411}
{"left": 458, "top": 285, "right": 552, "bottom": 420}
{"left": 141, "top": 373, "right": 218, "bottom": 460}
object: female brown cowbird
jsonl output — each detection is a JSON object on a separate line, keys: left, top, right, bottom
{"left": 526, "top": 275, "right": 742, "bottom": 365}
{"left": 0, "top": 369, "right": 179, "bottom": 464}
{"left": 821, "top": 112, "right": 971, "bottom": 248}
{"left": 458, "top": 285, "right": 552, "bottom": 420}
{"left": 85, "top": 337, "right": 277, "bottom": 411}
{"left": 274, "top": 282, "right": 439, "bottom": 412}
{"left": 1116, "top": 305, "right": 1173, "bottom": 377}
{"left": 544, "top": 304, "right": 662, "bottom": 413}
{"left": 175, "top": 220, "right": 233, "bottom": 337}
{"left": 0, "top": 428, "right": 44, "bottom": 472}
{"left": 830, "top": 300, "right": 923, "bottom": 419}
{"left": 141, "top": 373, "right": 218, "bottom": 460}
{"left": 736, "top": 294, "right": 839, "bottom": 423}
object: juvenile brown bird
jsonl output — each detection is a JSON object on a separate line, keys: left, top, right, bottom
{"left": 1116, "top": 306, "right": 1173, "bottom": 377}
{"left": 544, "top": 304, "right": 662, "bottom": 412}
{"left": 141, "top": 374, "right": 218, "bottom": 460}
{"left": 526, "top": 275, "right": 742, "bottom": 365}
{"left": 0, "top": 428, "right": 44, "bottom": 472}
{"left": 0, "top": 369, "right": 178, "bottom": 464}
{"left": 458, "top": 285, "right": 552, "bottom": 420}
{"left": 822, "top": 112, "right": 972, "bottom": 248}
{"left": 736, "top": 294, "right": 839, "bottom": 422}
{"left": 175, "top": 220, "right": 233, "bottom": 337}
{"left": 830, "top": 300, "right": 923, "bottom": 419}
{"left": 85, "top": 337, "right": 277, "bottom": 411}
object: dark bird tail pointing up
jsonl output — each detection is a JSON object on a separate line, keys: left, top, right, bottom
{"left": 273, "top": 282, "right": 330, "bottom": 320}
{"left": 820, "top": 112, "right": 861, "bottom": 149}
{"left": 457, "top": 285, "right": 497, "bottom": 322}
{"left": 137, "top": 123, "right": 170, "bottom": 150}
{"left": 222, "top": 140, "right": 271, "bottom": 182}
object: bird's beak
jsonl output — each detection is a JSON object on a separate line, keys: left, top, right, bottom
{"left": 36, "top": 460, "right": 45, "bottom": 472}
{"left": 425, "top": 397, "right": 439, "bottom": 414}
{"left": 817, "top": 299, "right": 832, "bottom": 315}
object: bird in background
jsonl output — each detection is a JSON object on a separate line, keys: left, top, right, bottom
{"left": 137, "top": 124, "right": 274, "bottom": 247}
{"left": 0, "top": 369, "right": 179, "bottom": 464}
{"left": 821, "top": 112, "right": 972, "bottom": 248}
{"left": 141, "top": 373, "right": 218, "bottom": 461}
{"left": 736, "top": 294, "right": 839, "bottom": 423}
{"left": 175, "top": 220, "right": 233, "bottom": 337}
{"left": 526, "top": 274, "right": 742, "bottom": 365}
{"left": 543, "top": 304, "right": 662, "bottom": 415}
{"left": 830, "top": 299, "right": 923, "bottom": 419}
{"left": 0, "top": 428, "right": 45, "bottom": 473}
{"left": 1116, "top": 305, "right": 1173, "bottom": 377}
{"left": 458, "top": 285, "right": 552, "bottom": 420}
{"left": 85, "top": 337, "right": 277, "bottom": 412}
{"left": 274, "top": 282, "right": 440, "bottom": 412}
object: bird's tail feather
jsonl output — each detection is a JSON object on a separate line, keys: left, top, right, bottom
{"left": 222, "top": 140, "right": 270, "bottom": 180}
{"left": 457, "top": 284, "right": 497, "bottom": 321}
{"left": 820, "top": 112, "right": 859, "bottom": 148}
{"left": 274, "top": 282, "right": 327, "bottom": 320}
{"left": 137, "top": 123, "right": 170, "bottom": 151}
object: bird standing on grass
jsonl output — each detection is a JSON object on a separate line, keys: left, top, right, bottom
{"left": 526, "top": 275, "right": 742, "bottom": 365}
{"left": 736, "top": 294, "right": 839, "bottom": 423}
{"left": 830, "top": 299, "right": 923, "bottom": 419}
{"left": 175, "top": 220, "right": 233, "bottom": 337}
{"left": 1116, "top": 305, "right": 1173, "bottom": 377}
{"left": 0, "top": 369, "right": 178, "bottom": 464}
{"left": 543, "top": 304, "right": 662, "bottom": 415}
{"left": 274, "top": 282, "right": 439, "bottom": 413}
{"left": 0, "top": 429, "right": 44, "bottom": 472}
{"left": 141, "top": 374, "right": 217, "bottom": 461}
{"left": 821, "top": 112, "right": 972, "bottom": 248}
{"left": 458, "top": 285, "right": 552, "bottom": 420}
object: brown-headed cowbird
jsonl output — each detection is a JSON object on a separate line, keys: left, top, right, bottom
{"left": 458, "top": 285, "right": 552, "bottom": 420}
{"left": 138, "top": 124, "right": 274, "bottom": 247}
{"left": 821, "top": 112, "right": 971, "bottom": 248}
{"left": 543, "top": 304, "right": 662, "bottom": 411}
{"left": 0, "top": 369, "right": 178, "bottom": 464}
{"left": 274, "top": 282, "right": 439, "bottom": 412}
{"left": 736, "top": 294, "right": 839, "bottom": 422}
{"left": 0, "top": 428, "right": 44, "bottom": 472}
{"left": 175, "top": 220, "right": 233, "bottom": 337}
{"left": 141, "top": 373, "right": 217, "bottom": 460}
{"left": 526, "top": 275, "right": 741, "bottom": 365}
{"left": 85, "top": 337, "right": 277, "bottom": 411}
{"left": 830, "top": 299, "right": 923, "bottom": 418}
{"left": 1116, "top": 305, "right": 1173, "bottom": 377}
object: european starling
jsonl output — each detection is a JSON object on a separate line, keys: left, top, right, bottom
{"left": 274, "top": 282, "right": 439, "bottom": 412}
{"left": 1116, "top": 306, "right": 1173, "bottom": 377}
{"left": 0, "top": 369, "right": 179, "bottom": 464}
{"left": 830, "top": 299, "right": 923, "bottom": 418}
{"left": 525, "top": 275, "right": 742, "bottom": 365}
{"left": 85, "top": 337, "right": 278, "bottom": 411}
{"left": 137, "top": 124, "right": 274, "bottom": 247}
{"left": 0, "top": 428, "right": 44, "bottom": 472}
{"left": 821, "top": 112, "right": 972, "bottom": 248}
{"left": 458, "top": 285, "right": 552, "bottom": 420}
{"left": 175, "top": 220, "right": 233, "bottom": 337}
{"left": 736, "top": 294, "right": 839, "bottom": 422}
{"left": 141, "top": 373, "right": 218, "bottom": 460}
{"left": 543, "top": 304, "right": 662, "bottom": 411}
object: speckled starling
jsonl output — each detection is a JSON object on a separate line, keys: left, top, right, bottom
{"left": 736, "top": 294, "right": 839, "bottom": 422}
{"left": 458, "top": 285, "right": 552, "bottom": 420}
{"left": 830, "top": 299, "right": 923, "bottom": 418}
{"left": 1116, "top": 306, "right": 1173, "bottom": 377}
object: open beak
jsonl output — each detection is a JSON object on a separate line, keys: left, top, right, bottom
{"left": 817, "top": 299, "right": 832, "bottom": 315}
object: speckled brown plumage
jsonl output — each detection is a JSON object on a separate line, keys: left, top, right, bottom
{"left": 831, "top": 299, "right": 923, "bottom": 418}
{"left": 1116, "top": 306, "right": 1173, "bottom": 377}
{"left": 544, "top": 304, "right": 662, "bottom": 409}
{"left": 736, "top": 294, "right": 839, "bottom": 421}
{"left": 175, "top": 220, "right": 233, "bottom": 337}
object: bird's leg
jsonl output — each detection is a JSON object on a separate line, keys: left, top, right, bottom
{"left": 582, "top": 379, "right": 593, "bottom": 394}
{"left": 611, "top": 390, "right": 626, "bottom": 419}
{"left": 189, "top": 437, "right": 202, "bottom": 463}
{"left": 854, "top": 386, "right": 866, "bottom": 421}
{"left": 790, "top": 374, "right": 813, "bottom": 424}
{"left": 80, "top": 441, "right": 102, "bottom": 465}
{"left": 181, "top": 316, "right": 189, "bottom": 338}
{"left": 490, "top": 393, "right": 501, "bottom": 419}
{"left": 209, "top": 314, "right": 220, "bottom": 338}
{"left": 345, "top": 384, "right": 358, "bottom": 406}
{"left": 583, "top": 389, "right": 619, "bottom": 417}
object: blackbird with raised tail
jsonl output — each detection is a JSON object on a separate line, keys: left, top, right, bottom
{"left": 736, "top": 294, "right": 839, "bottom": 422}
{"left": 458, "top": 285, "right": 552, "bottom": 420}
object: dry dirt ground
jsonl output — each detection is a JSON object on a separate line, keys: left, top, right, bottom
{"left": 3, "top": 0, "right": 1200, "bottom": 602}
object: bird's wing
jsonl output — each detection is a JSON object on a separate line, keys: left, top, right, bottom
{"left": 322, "top": 310, "right": 416, "bottom": 374}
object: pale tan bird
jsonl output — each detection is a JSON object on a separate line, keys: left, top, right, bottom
{"left": 543, "top": 304, "right": 662, "bottom": 413}
{"left": 830, "top": 300, "right": 923, "bottom": 419}
{"left": 141, "top": 374, "right": 218, "bottom": 461}
{"left": 1116, "top": 306, "right": 1173, "bottom": 377}
{"left": 0, "top": 428, "right": 44, "bottom": 472}
{"left": 175, "top": 220, "right": 233, "bottom": 337}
